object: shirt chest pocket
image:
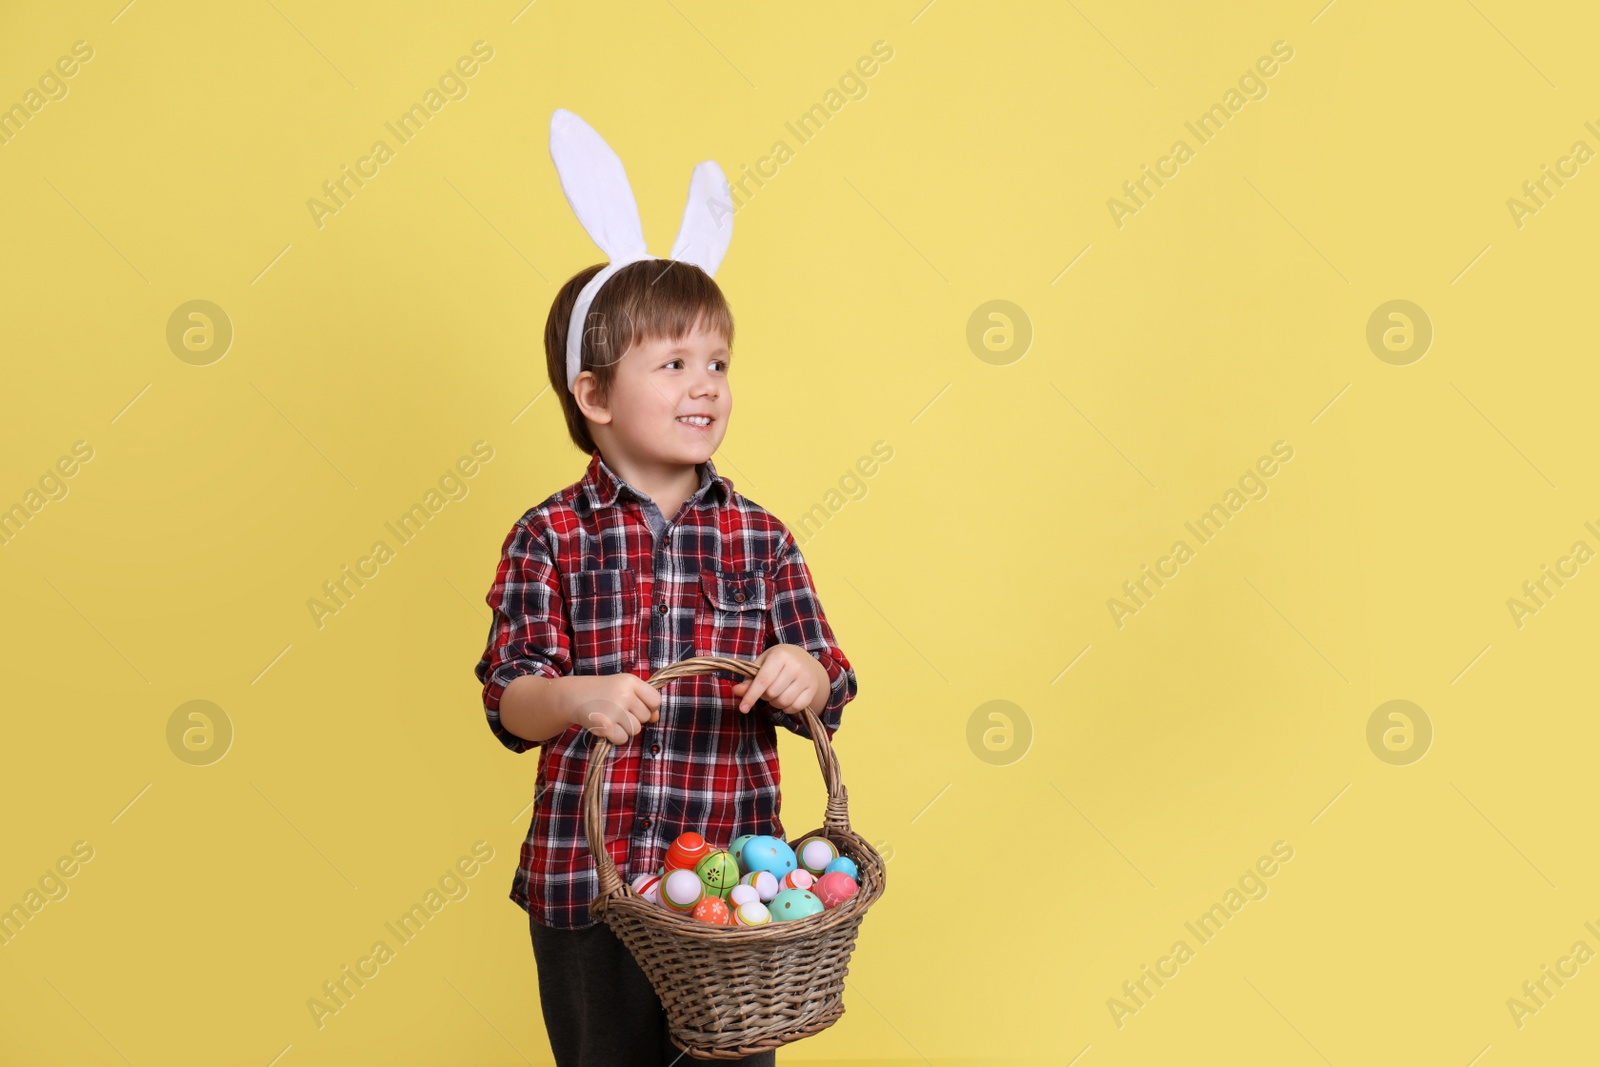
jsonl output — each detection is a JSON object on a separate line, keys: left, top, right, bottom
{"left": 564, "top": 568, "right": 640, "bottom": 676}
{"left": 698, "top": 569, "right": 771, "bottom": 661}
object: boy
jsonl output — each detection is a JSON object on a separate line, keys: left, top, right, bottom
{"left": 474, "top": 257, "right": 858, "bottom": 1067}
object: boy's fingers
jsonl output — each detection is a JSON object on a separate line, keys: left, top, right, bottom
{"left": 738, "top": 666, "right": 778, "bottom": 712}
{"left": 770, "top": 678, "right": 804, "bottom": 712}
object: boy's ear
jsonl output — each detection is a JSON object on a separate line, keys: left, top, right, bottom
{"left": 572, "top": 371, "right": 613, "bottom": 425}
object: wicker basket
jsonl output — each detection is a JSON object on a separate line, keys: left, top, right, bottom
{"left": 581, "top": 655, "right": 886, "bottom": 1060}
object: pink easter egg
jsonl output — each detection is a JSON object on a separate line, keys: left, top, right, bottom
{"left": 779, "top": 869, "right": 815, "bottom": 892}
{"left": 813, "top": 871, "right": 859, "bottom": 909}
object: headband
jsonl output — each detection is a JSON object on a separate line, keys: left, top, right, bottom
{"left": 548, "top": 108, "right": 733, "bottom": 394}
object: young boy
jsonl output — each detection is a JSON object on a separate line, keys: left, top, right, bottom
{"left": 474, "top": 257, "right": 858, "bottom": 1067}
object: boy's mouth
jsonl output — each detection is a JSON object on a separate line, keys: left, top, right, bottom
{"left": 676, "top": 415, "right": 714, "bottom": 428}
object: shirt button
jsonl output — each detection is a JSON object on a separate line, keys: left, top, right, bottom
{"left": 650, "top": 743, "right": 660, "bottom": 754}
{"left": 733, "top": 592, "right": 745, "bottom": 602}
{"left": 641, "top": 817, "right": 652, "bottom": 829}
{"left": 657, "top": 602, "right": 668, "bottom": 614}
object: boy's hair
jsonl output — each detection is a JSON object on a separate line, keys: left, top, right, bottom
{"left": 544, "top": 259, "right": 735, "bottom": 455}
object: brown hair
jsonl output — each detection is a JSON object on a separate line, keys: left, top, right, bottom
{"left": 544, "top": 259, "right": 735, "bottom": 454}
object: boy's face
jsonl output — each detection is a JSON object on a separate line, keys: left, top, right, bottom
{"left": 585, "top": 317, "right": 731, "bottom": 468}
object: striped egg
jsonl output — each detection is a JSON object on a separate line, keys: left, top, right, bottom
{"left": 738, "top": 869, "right": 780, "bottom": 902}
{"left": 660, "top": 868, "right": 704, "bottom": 913}
{"left": 796, "top": 836, "right": 839, "bottom": 876}
{"left": 779, "top": 869, "right": 816, "bottom": 892}
{"left": 732, "top": 900, "right": 771, "bottom": 926}
{"left": 630, "top": 872, "right": 663, "bottom": 905}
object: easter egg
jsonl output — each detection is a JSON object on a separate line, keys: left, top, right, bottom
{"left": 630, "top": 872, "right": 663, "bottom": 905}
{"left": 728, "top": 884, "right": 760, "bottom": 908}
{"left": 732, "top": 900, "right": 771, "bottom": 926}
{"left": 779, "top": 869, "right": 816, "bottom": 892}
{"left": 796, "top": 836, "right": 839, "bottom": 876}
{"left": 738, "top": 869, "right": 780, "bottom": 902}
{"left": 695, "top": 849, "right": 741, "bottom": 899}
{"left": 691, "top": 897, "right": 731, "bottom": 925}
{"left": 823, "top": 856, "right": 858, "bottom": 880}
{"left": 660, "top": 868, "right": 704, "bottom": 912}
{"left": 813, "top": 871, "right": 859, "bottom": 909}
{"left": 769, "top": 888, "right": 825, "bottom": 922}
{"left": 739, "top": 836, "right": 796, "bottom": 879}
{"left": 729, "top": 834, "right": 756, "bottom": 861}
{"left": 664, "top": 832, "right": 710, "bottom": 872}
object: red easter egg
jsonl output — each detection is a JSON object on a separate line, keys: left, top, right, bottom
{"left": 691, "top": 897, "right": 731, "bottom": 925}
{"left": 665, "top": 832, "right": 710, "bottom": 872}
{"left": 813, "top": 871, "right": 859, "bottom": 909}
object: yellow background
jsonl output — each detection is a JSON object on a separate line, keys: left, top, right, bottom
{"left": 2, "top": 1, "right": 1596, "bottom": 1064}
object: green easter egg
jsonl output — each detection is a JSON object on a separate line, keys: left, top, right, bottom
{"left": 769, "top": 888, "right": 825, "bottom": 922}
{"left": 695, "top": 849, "right": 740, "bottom": 899}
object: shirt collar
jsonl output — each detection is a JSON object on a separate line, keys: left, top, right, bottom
{"left": 580, "top": 450, "right": 730, "bottom": 513}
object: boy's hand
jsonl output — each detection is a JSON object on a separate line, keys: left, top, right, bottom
{"left": 730, "top": 644, "right": 828, "bottom": 717}
{"left": 562, "top": 673, "right": 662, "bottom": 746}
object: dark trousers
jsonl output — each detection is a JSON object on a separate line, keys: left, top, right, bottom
{"left": 530, "top": 912, "right": 777, "bottom": 1067}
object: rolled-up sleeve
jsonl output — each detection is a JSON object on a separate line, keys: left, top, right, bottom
{"left": 759, "top": 531, "right": 857, "bottom": 740}
{"left": 474, "top": 519, "right": 570, "bottom": 754}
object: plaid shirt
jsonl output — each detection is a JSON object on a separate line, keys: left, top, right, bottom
{"left": 475, "top": 450, "right": 858, "bottom": 929}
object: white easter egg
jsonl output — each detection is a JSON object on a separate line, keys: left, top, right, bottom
{"left": 739, "top": 869, "right": 780, "bottom": 902}
{"left": 797, "top": 837, "right": 839, "bottom": 876}
{"left": 728, "top": 883, "right": 759, "bottom": 908}
{"left": 630, "top": 872, "right": 662, "bottom": 905}
{"left": 661, "top": 868, "right": 704, "bottom": 912}
{"left": 733, "top": 900, "right": 771, "bottom": 926}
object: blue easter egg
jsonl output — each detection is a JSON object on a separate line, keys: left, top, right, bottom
{"left": 739, "top": 835, "right": 796, "bottom": 879}
{"left": 824, "top": 856, "right": 859, "bottom": 880}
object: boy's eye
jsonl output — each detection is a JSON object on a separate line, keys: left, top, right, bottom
{"left": 664, "top": 358, "right": 730, "bottom": 371}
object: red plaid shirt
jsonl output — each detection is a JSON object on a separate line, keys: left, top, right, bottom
{"left": 475, "top": 450, "right": 857, "bottom": 929}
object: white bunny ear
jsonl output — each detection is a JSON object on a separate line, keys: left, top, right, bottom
{"left": 669, "top": 160, "right": 733, "bottom": 276}
{"left": 548, "top": 108, "right": 650, "bottom": 261}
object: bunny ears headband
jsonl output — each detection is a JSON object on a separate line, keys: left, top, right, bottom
{"left": 548, "top": 108, "right": 734, "bottom": 394}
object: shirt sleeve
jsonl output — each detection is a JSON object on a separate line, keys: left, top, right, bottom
{"left": 757, "top": 530, "right": 857, "bottom": 741}
{"left": 474, "top": 518, "right": 571, "bottom": 754}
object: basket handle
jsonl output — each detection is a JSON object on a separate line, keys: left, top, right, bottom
{"left": 581, "top": 655, "right": 851, "bottom": 901}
